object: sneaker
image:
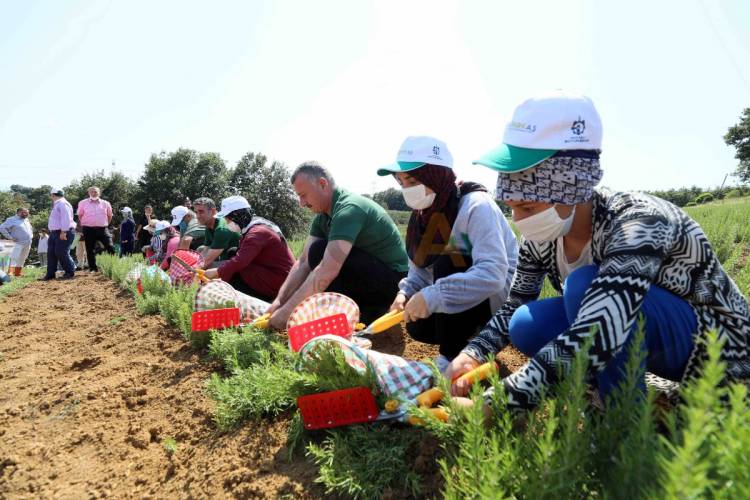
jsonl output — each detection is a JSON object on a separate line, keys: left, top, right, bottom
{"left": 435, "top": 354, "right": 451, "bottom": 374}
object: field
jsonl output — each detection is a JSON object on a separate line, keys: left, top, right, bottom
{"left": 1, "top": 197, "right": 749, "bottom": 498}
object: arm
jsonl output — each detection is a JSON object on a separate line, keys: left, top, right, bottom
{"left": 421, "top": 200, "right": 515, "bottom": 315}
{"left": 76, "top": 201, "right": 85, "bottom": 219}
{"left": 202, "top": 248, "right": 223, "bottom": 267}
{"left": 0, "top": 219, "right": 12, "bottom": 239}
{"left": 269, "top": 236, "right": 318, "bottom": 310}
{"left": 494, "top": 214, "right": 675, "bottom": 413}
{"left": 178, "top": 236, "right": 193, "bottom": 250}
{"left": 106, "top": 202, "right": 113, "bottom": 224}
{"left": 269, "top": 239, "right": 352, "bottom": 328}
{"left": 217, "top": 228, "right": 268, "bottom": 281}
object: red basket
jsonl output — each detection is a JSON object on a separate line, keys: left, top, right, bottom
{"left": 297, "top": 387, "right": 379, "bottom": 430}
{"left": 287, "top": 313, "right": 352, "bottom": 352}
{"left": 191, "top": 308, "right": 241, "bottom": 332}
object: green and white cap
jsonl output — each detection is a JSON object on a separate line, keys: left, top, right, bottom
{"left": 377, "top": 136, "right": 453, "bottom": 176}
{"left": 474, "top": 90, "right": 602, "bottom": 173}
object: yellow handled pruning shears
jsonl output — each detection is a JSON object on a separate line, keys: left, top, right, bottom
{"left": 355, "top": 309, "right": 404, "bottom": 335}
{"left": 251, "top": 312, "right": 271, "bottom": 329}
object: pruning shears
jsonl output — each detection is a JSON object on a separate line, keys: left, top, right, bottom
{"left": 354, "top": 309, "right": 404, "bottom": 336}
{"left": 251, "top": 312, "right": 271, "bottom": 329}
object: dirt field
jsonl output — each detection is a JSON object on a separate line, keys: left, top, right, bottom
{"left": 0, "top": 274, "right": 526, "bottom": 498}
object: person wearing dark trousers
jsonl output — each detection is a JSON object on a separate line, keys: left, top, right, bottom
{"left": 266, "top": 162, "right": 409, "bottom": 329}
{"left": 119, "top": 207, "right": 136, "bottom": 256}
{"left": 76, "top": 186, "right": 114, "bottom": 272}
{"left": 42, "top": 188, "right": 77, "bottom": 280}
{"left": 377, "top": 136, "right": 518, "bottom": 372}
{"left": 307, "top": 239, "right": 406, "bottom": 322}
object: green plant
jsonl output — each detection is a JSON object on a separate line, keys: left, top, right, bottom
{"left": 306, "top": 425, "right": 422, "bottom": 499}
{"left": 208, "top": 326, "right": 275, "bottom": 372}
{"left": 162, "top": 437, "right": 178, "bottom": 455}
{"left": 158, "top": 284, "right": 198, "bottom": 344}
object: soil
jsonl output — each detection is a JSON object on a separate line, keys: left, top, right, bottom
{"left": 0, "top": 274, "right": 526, "bottom": 499}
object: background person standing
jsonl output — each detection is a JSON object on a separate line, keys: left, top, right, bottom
{"left": 76, "top": 186, "right": 114, "bottom": 272}
{"left": 43, "top": 188, "right": 76, "bottom": 280}
{"left": 37, "top": 229, "right": 48, "bottom": 267}
{"left": 135, "top": 204, "right": 154, "bottom": 254}
{"left": 0, "top": 207, "right": 33, "bottom": 277}
{"left": 119, "top": 207, "right": 136, "bottom": 256}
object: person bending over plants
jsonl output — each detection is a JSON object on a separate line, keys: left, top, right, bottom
{"left": 202, "top": 196, "right": 294, "bottom": 302}
{"left": 446, "top": 90, "right": 750, "bottom": 415}
{"left": 266, "top": 162, "right": 409, "bottom": 328}
{"left": 377, "top": 136, "right": 518, "bottom": 373}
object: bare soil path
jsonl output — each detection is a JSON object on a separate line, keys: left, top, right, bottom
{"left": 0, "top": 274, "right": 319, "bottom": 499}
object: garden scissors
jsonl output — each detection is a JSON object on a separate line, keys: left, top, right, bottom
{"left": 355, "top": 309, "right": 404, "bottom": 335}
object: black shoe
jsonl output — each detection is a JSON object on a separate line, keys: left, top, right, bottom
{"left": 60, "top": 274, "right": 75, "bottom": 280}
{"left": 39, "top": 275, "right": 56, "bottom": 281}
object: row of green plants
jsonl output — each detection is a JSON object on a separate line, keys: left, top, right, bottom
{"left": 94, "top": 198, "right": 750, "bottom": 498}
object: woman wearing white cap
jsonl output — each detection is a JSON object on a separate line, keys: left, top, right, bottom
{"left": 377, "top": 136, "right": 518, "bottom": 372}
{"left": 447, "top": 90, "right": 750, "bottom": 414}
{"left": 119, "top": 207, "right": 136, "bottom": 256}
{"left": 203, "top": 196, "right": 295, "bottom": 302}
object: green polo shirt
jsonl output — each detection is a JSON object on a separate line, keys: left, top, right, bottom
{"left": 310, "top": 187, "right": 408, "bottom": 273}
{"left": 204, "top": 217, "right": 240, "bottom": 260}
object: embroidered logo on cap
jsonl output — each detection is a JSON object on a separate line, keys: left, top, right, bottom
{"left": 571, "top": 117, "right": 586, "bottom": 136}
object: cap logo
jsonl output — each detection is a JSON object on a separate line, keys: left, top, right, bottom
{"left": 432, "top": 146, "right": 440, "bottom": 155}
{"left": 508, "top": 121, "right": 537, "bottom": 133}
{"left": 571, "top": 117, "right": 586, "bottom": 136}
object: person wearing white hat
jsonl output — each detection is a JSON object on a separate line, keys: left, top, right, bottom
{"left": 192, "top": 197, "right": 240, "bottom": 268}
{"left": 152, "top": 220, "right": 180, "bottom": 270}
{"left": 446, "top": 90, "right": 750, "bottom": 416}
{"left": 267, "top": 162, "right": 408, "bottom": 329}
{"left": 202, "top": 196, "right": 295, "bottom": 301}
{"left": 119, "top": 207, "right": 136, "bottom": 256}
{"left": 377, "top": 136, "right": 518, "bottom": 373}
{"left": 172, "top": 205, "right": 206, "bottom": 251}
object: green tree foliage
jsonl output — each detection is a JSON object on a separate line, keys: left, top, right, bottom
{"left": 725, "top": 108, "right": 750, "bottom": 183}
{"left": 228, "top": 152, "right": 309, "bottom": 238}
{"left": 136, "top": 149, "right": 229, "bottom": 216}
{"left": 8, "top": 184, "right": 52, "bottom": 214}
{"left": 372, "top": 187, "right": 408, "bottom": 211}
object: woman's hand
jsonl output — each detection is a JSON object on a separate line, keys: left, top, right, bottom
{"left": 203, "top": 268, "right": 218, "bottom": 279}
{"left": 445, "top": 353, "right": 481, "bottom": 396}
{"left": 389, "top": 293, "right": 407, "bottom": 312}
{"left": 403, "top": 292, "right": 430, "bottom": 322}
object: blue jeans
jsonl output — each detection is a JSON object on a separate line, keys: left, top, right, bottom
{"left": 46, "top": 229, "right": 76, "bottom": 277}
{"left": 508, "top": 265, "right": 696, "bottom": 398}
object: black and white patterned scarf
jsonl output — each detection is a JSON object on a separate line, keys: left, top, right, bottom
{"left": 495, "top": 151, "right": 603, "bottom": 205}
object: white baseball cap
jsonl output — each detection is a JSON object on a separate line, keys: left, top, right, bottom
{"left": 170, "top": 205, "right": 189, "bottom": 226}
{"left": 474, "top": 90, "right": 603, "bottom": 173}
{"left": 154, "top": 220, "right": 171, "bottom": 233}
{"left": 121, "top": 206, "right": 132, "bottom": 213}
{"left": 216, "top": 195, "right": 251, "bottom": 218}
{"left": 377, "top": 136, "right": 453, "bottom": 176}
{"left": 50, "top": 187, "right": 65, "bottom": 196}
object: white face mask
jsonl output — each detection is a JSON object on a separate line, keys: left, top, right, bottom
{"left": 402, "top": 184, "right": 436, "bottom": 210}
{"left": 514, "top": 205, "right": 576, "bottom": 242}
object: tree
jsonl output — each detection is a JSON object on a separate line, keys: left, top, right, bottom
{"left": 725, "top": 108, "right": 750, "bottom": 183}
{"left": 135, "top": 149, "right": 230, "bottom": 217}
{"left": 9, "top": 184, "right": 53, "bottom": 214}
{"left": 228, "top": 152, "right": 309, "bottom": 238}
{"left": 372, "top": 188, "right": 408, "bottom": 211}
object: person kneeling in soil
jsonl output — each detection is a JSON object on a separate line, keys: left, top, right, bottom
{"left": 154, "top": 221, "right": 181, "bottom": 270}
{"left": 202, "top": 196, "right": 295, "bottom": 302}
{"left": 377, "top": 136, "right": 518, "bottom": 373}
{"left": 171, "top": 205, "right": 205, "bottom": 251}
{"left": 267, "top": 162, "right": 409, "bottom": 329}
{"left": 192, "top": 197, "right": 240, "bottom": 269}
{"left": 446, "top": 90, "right": 750, "bottom": 414}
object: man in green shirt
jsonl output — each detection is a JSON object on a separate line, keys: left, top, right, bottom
{"left": 193, "top": 197, "right": 240, "bottom": 268}
{"left": 268, "top": 161, "right": 408, "bottom": 329}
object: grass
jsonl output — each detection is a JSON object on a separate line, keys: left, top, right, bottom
{"left": 0, "top": 267, "right": 44, "bottom": 301}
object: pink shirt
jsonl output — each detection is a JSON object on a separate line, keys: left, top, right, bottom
{"left": 160, "top": 236, "right": 181, "bottom": 270}
{"left": 77, "top": 198, "right": 113, "bottom": 227}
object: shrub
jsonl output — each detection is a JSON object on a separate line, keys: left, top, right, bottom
{"left": 694, "top": 192, "right": 714, "bottom": 204}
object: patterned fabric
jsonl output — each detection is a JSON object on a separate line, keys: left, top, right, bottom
{"left": 193, "top": 280, "right": 270, "bottom": 322}
{"left": 465, "top": 188, "right": 750, "bottom": 412}
{"left": 298, "top": 335, "right": 434, "bottom": 401}
{"left": 125, "top": 264, "right": 170, "bottom": 286}
{"left": 495, "top": 154, "right": 603, "bottom": 205}
{"left": 286, "top": 292, "right": 360, "bottom": 331}
{"left": 168, "top": 250, "right": 203, "bottom": 285}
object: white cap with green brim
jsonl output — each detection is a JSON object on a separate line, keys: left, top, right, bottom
{"left": 473, "top": 89, "right": 602, "bottom": 173}
{"left": 377, "top": 136, "right": 453, "bottom": 176}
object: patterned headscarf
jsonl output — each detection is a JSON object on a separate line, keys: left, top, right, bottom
{"left": 495, "top": 151, "right": 603, "bottom": 205}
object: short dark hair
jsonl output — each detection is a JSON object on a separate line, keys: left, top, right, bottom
{"left": 16, "top": 207, "right": 28, "bottom": 214}
{"left": 193, "top": 197, "right": 216, "bottom": 210}
{"left": 291, "top": 161, "right": 336, "bottom": 187}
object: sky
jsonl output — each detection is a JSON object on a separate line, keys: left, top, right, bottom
{"left": 1, "top": 0, "right": 749, "bottom": 196}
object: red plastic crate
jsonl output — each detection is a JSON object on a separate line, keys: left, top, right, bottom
{"left": 191, "top": 308, "right": 241, "bottom": 332}
{"left": 288, "top": 313, "right": 352, "bottom": 352}
{"left": 297, "top": 387, "right": 379, "bottom": 429}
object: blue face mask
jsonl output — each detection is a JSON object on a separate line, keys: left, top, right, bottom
{"left": 179, "top": 220, "right": 188, "bottom": 233}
